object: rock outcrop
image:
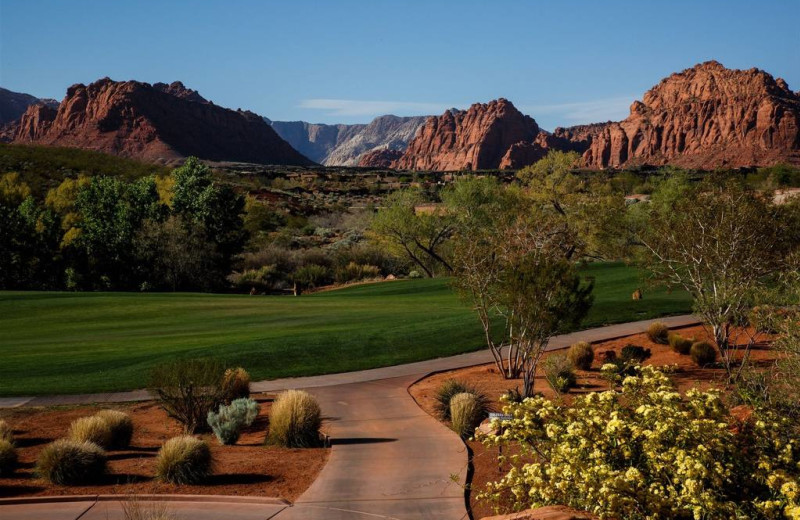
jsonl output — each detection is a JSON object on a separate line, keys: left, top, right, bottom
{"left": 12, "top": 78, "right": 314, "bottom": 165}
{"left": 0, "top": 87, "right": 58, "bottom": 126}
{"left": 394, "top": 99, "right": 540, "bottom": 171}
{"left": 582, "top": 61, "right": 800, "bottom": 169}
{"left": 269, "top": 114, "right": 427, "bottom": 166}
{"left": 357, "top": 148, "right": 403, "bottom": 167}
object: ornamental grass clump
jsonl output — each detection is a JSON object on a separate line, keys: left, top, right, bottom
{"left": 267, "top": 390, "right": 322, "bottom": 448}
{"left": 0, "top": 439, "right": 17, "bottom": 476}
{"left": 691, "top": 341, "right": 718, "bottom": 367}
{"left": 0, "top": 420, "right": 12, "bottom": 443}
{"left": 668, "top": 332, "right": 693, "bottom": 355}
{"left": 646, "top": 321, "right": 669, "bottom": 344}
{"left": 155, "top": 436, "right": 213, "bottom": 484}
{"left": 67, "top": 416, "right": 113, "bottom": 449}
{"left": 449, "top": 392, "right": 486, "bottom": 439}
{"left": 477, "top": 366, "right": 800, "bottom": 519}
{"left": 36, "top": 439, "right": 107, "bottom": 485}
{"left": 95, "top": 410, "right": 134, "bottom": 449}
{"left": 567, "top": 341, "right": 594, "bottom": 370}
{"left": 207, "top": 398, "right": 260, "bottom": 445}
{"left": 221, "top": 367, "right": 251, "bottom": 404}
{"left": 543, "top": 354, "right": 577, "bottom": 394}
{"left": 434, "top": 379, "right": 489, "bottom": 421}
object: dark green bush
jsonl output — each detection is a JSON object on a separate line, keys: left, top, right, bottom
{"left": 155, "top": 436, "right": 213, "bottom": 484}
{"left": 567, "top": 341, "right": 594, "bottom": 370}
{"left": 36, "top": 439, "right": 107, "bottom": 485}
{"left": 690, "top": 341, "right": 717, "bottom": 367}
{"left": 646, "top": 322, "right": 669, "bottom": 344}
{"left": 434, "top": 380, "right": 490, "bottom": 421}
{"left": 620, "top": 345, "right": 652, "bottom": 364}
{"left": 0, "top": 439, "right": 17, "bottom": 476}
{"left": 668, "top": 333, "right": 693, "bottom": 355}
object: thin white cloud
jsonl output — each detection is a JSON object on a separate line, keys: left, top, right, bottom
{"left": 298, "top": 98, "right": 450, "bottom": 117}
{"left": 520, "top": 96, "right": 636, "bottom": 125}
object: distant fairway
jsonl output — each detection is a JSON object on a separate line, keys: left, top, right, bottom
{"left": 0, "top": 263, "right": 692, "bottom": 396}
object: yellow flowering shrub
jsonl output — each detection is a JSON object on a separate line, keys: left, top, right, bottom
{"left": 477, "top": 366, "right": 800, "bottom": 519}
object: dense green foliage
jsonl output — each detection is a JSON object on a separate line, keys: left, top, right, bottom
{"left": 0, "top": 264, "right": 692, "bottom": 396}
{"left": 0, "top": 143, "right": 168, "bottom": 196}
{"left": 0, "top": 157, "right": 245, "bottom": 291}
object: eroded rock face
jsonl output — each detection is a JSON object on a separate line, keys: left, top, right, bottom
{"left": 357, "top": 148, "right": 403, "bottom": 167}
{"left": 582, "top": 61, "right": 800, "bottom": 169}
{"left": 0, "top": 87, "right": 58, "bottom": 126}
{"left": 393, "top": 99, "right": 540, "bottom": 171}
{"left": 13, "top": 77, "right": 314, "bottom": 165}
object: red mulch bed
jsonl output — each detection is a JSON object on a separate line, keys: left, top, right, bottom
{"left": 408, "top": 324, "right": 779, "bottom": 519}
{"left": 0, "top": 393, "right": 328, "bottom": 501}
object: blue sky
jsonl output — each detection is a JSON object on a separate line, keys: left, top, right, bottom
{"left": 1, "top": 0, "right": 798, "bottom": 129}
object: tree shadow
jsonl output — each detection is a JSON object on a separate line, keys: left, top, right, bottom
{"left": 330, "top": 437, "right": 397, "bottom": 446}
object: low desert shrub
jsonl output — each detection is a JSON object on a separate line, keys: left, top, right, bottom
{"left": 646, "top": 321, "right": 669, "bottom": 344}
{"left": 434, "top": 379, "right": 489, "bottom": 421}
{"left": 543, "top": 354, "right": 577, "bottom": 394}
{"left": 620, "top": 344, "right": 652, "bottom": 364}
{"left": 0, "top": 419, "right": 12, "bottom": 443}
{"left": 149, "top": 358, "right": 225, "bottom": 433}
{"left": 267, "top": 390, "right": 322, "bottom": 448}
{"left": 668, "top": 333, "right": 693, "bottom": 355}
{"left": 67, "top": 416, "right": 113, "bottom": 449}
{"left": 450, "top": 392, "right": 485, "bottom": 439}
{"left": 690, "top": 341, "right": 718, "bottom": 367}
{"left": 567, "top": 341, "right": 594, "bottom": 370}
{"left": 155, "top": 436, "right": 213, "bottom": 484}
{"left": 0, "top": 439, "right": 17, "bottom": 476}
{"left": 95, "top": 410, "right": 134, "bottom": 449}
{"left": 36, "top": 439, "right": 107, "bottom": 485}
{"left": 207, "top": 398, "right": 260, "bottom": 445}
{"left": 477, "top": 366, "right": 800, "bottom": 519}
{"left": 221, "top": 367, "right": 251, "bottom": 404}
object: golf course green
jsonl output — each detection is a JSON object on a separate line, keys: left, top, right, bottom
{"left": 0, "top": 262, "right": 692, "bottom": 396}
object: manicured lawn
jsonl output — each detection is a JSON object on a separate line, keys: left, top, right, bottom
{"left": 0, "top": 263, "right": 692, "bottom": 396}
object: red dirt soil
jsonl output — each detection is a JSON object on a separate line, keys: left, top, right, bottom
{"left": 0, "top": 393, "right": 327, "bottom": 501}
{"left": 409, "top": 325, "right": 779, "bottom": 519}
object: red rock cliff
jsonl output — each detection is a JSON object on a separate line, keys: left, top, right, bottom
{"left": 583, "top": 61, "right": 800, "bottom": 169}
{"left": 393, "top": 99, "right": 540, "bottom": 171}
{"left": 13, "top": 78, "right": 314, "bottom": 165}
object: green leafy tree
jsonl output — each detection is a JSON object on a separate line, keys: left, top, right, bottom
{"left": 638, "top": 176, "right": 796, "bottom": 381}
{"left": 171, "top": 157, "right": 247, "bottom": 283}
{"left": 73, "top": 176, "right": 165, "bottom": 288}
{"left": 369, "top": 189, "right": 453, "bottom": 277}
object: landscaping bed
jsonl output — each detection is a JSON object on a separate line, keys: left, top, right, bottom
{"left": 0, "top": 393, "right": 327, "bottom": 500}
{"left": 409, "top": 325, "right": 779, "bottom": 519}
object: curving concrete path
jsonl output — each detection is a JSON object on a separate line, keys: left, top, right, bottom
{"left": 0, "top": 315, "right": 699, "bottom": 520}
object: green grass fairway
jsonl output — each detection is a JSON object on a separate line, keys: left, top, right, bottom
{"left": 0, "top": 262, "right": 692, "bottom": 396}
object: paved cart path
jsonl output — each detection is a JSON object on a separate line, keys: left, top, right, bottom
{"left": 0, "top": 315, "right": 699, "bottom": 520}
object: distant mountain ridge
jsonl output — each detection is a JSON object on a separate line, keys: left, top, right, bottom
{"left": 9, "top": 78, "right": 313, "bottom": 165}
{"left": 268, "top": 114, "right": 428, "bottom": 166}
